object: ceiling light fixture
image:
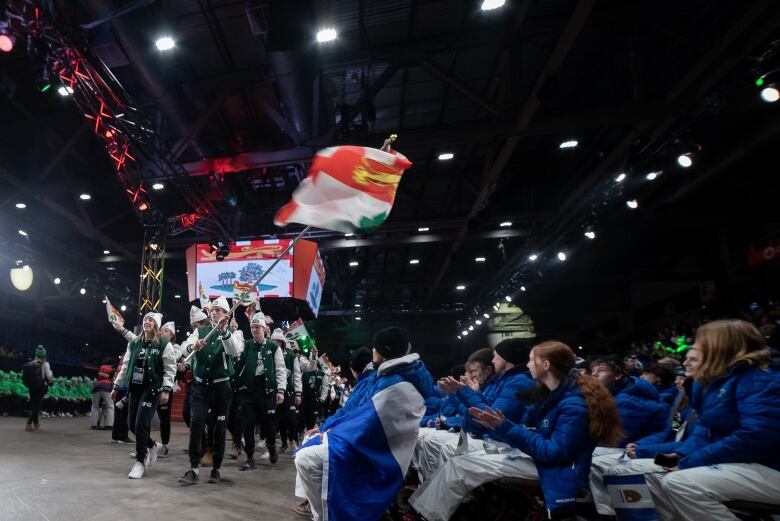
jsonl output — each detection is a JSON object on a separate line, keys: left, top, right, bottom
{"left": 480, "top": 0, "right": 506, "bottom": 11}
{"left": 645, "top": 171, "right": 660, "bottom": 181}
{"left": 57, "top": 85, "right": 74, "bottom": 97}
{"left": 760, "top": 85, "right": 780, "bottom": 103}
{"left": 483, "top": 313, "right": 490, "bottom": 319}
{"left": 344, "top": 233, "right": 354, "bottom": 237}
{"left": 152, "top": 182, "right": 164, "bottom": 190}
{"left": 462, "top": 330, "right": 469, "bottom": 336}
{"left": 15, "top": 202, "right": 26, "bottom": 209}
{"left": 475, "top": 319, "right": 482, "bottom": 325}
{"left": 677, "top": 153, "right": 693, "bottom": 168}
{"left": 456, "top": 284, "right": 466, "bottom": 290}
{"left": 475, "top": 257, "right": 486, "bottom": 262}
{"left": 557, "top": 251, "right": 567, "bottom": 261}
{"left": 505, "top": 295, "right": 512, "bottom": 302}
{"left": 120, "top": 305, "right": 127, "bottom": 311}
{"left": 615, "top": 173, "right": 627, "bottom": 183}
{"left": 349, "top": 261, "right": 359, "bottom": 267}
{"left": 409, "top": 259, "right": 420, "bottom": 265}
{"left": 18, "top": 229, "right": 27, "bottom": 237}
{"left": 53, "top": 277, "right": 61, "bottom": 285}
{"left": 528, "top": 254, "right": 538, "bottom": 262}
{"left": 584, "top": 230, "right": 596, "bottom": 240}
{"left": 626, "top": 199, "right": 639, "bottom": 209}
{"left": 499, "top": 221, "right": 512, "bottom": 227}
{"left": 354, "top": 304, "right": 361, "bottom": 308}
{"left": 103, "top": 250, "right": 110, "bottom": 255}
{"left": 559, "top": 139, "right": 578, "bottom": 149}
{"left": 316, "top": 28, "right": 338, "bottom": 43}
{"left": 174, "top": 294, "right": 181, "bottom": 299}
{"left": 520, "top": 286, "right": 526, "bottom": 292}
{"left": 418, "top": 227, "right": 430, "bottom": 232}
{"left": 355, "top": 316, "right": 362, "bottom": 321}
{"left": 79, "top": 193, "right": 91, "bottom": 200}
{"left": 155, "top": 36, "right": 175, "bottom": 51}
{"left": 437, "top": 152, "right": 454, "bottom": 161}
{"left": 80, "top": 288, "right": 86, "bottom": 295}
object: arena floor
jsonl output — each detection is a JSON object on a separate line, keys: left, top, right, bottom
{"left": 0, "top": 417, "right": 302, "bottom": 521}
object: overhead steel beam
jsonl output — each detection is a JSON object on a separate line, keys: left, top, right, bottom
{"left": 420, "top": 58, "right": 505, "bottom": 119}
{"left": 181, "top": 147, "right": 315, "bottom": 176}
{"left": 169, "top": 86, "right": 232, "bottom": 161}
{"left": 425, "top": 0, "right": 597, "bottom": 302}
{"left": 317, "top": 227, "right": 529, "bottom": 250}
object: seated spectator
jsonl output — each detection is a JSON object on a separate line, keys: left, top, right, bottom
{"left": 294, "top": 327, "right": 434, "bottom": 521}
{"left": 590, "top": 345, "right": 701, "bottom": 515}
{"left": 591, "top": 355, "right": 667, "bottom": 445}
{"left": 420, "top": 365, "right": 465, "bottom": 428}
{"left": 413, "top": 339, "right": 536, "bottom": 482}
{"left": 641, "top": 362, "right": 678, "bottom": 407}
{"left": 624, "top": 354, "right": 643, "bottom": 376}
{"left": 650, "top": 319, "right": 780, "bottom": 520}
{"left": 408, "top": 341, "right": 622, "bottom": 521}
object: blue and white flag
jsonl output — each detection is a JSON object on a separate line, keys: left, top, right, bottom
{"left": 297, "top": 354, "right": 432, "bottom": 521}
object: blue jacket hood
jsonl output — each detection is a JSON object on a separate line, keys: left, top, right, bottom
{"left": 377, "top": 353, "right": 435, "bottom": 401}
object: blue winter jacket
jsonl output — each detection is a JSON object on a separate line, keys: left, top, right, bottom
{"left": 320, "top": 368, "right": 375, "bottom": 431}
{"left": 610, "top": 376, "right": 667, "bottom": 444}
{"left": 494, "top": 378, "right": 594, "bottom": 513}
{"left": 674, "top": 363, "right": 780, "bottom": 471}
{"left": 634, "top": 389, "right": 696, "bottom": 458}
{"left": 446, "top": 366, "right": 536, "bottom": 441}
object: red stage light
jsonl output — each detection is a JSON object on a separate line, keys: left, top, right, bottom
{"left": 0, "top": 34, "right": 14, "bottom": 53}
{"left": 137, "top": 202, "right": 149, "bottom": 212}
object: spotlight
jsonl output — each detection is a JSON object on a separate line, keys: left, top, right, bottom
{"left": 316, "top": 28, "right": 338, "bottom": 43}
{"left": 520, "top": 286, "right": 526, "bottom": 292}
{"left": 80, "top": 288, "right": 86, "bottom": 295}
{"left": 557, "top": 251, "right": 567, "bottom": 261}
{"left": 437, "top": 152, "right": 454, "bottom": 161}
{"left": 481, "top": 0, "right": 506, "bottom": 11}
{"left": 528, "top": 254, "right": 538, "bottom": 262}
{"left": 626, "top": 199, "right": 639, "bottom": 209}
{"left": 120, "top": 305, "right": 127, "bottom": 311}
{"left": 677, "top": 153, "right": 693, "bottom": 168}
{"left": 475, "top": 257, "right": 486, "bottom": 263}
{"left": 505, "top": 295, "right": 512, "bottom": 302}
{"left": 615, "top": 173, "right": 627, "bottom": 183}
{"left": 499, "top": 221, "right": 512, "bottom": 227}
{"left": 559, "top": 139, "right": 578, "bottom": 149}
{"left": 103, "top": 250, "right": 110, "bottom": 255}
{"left": 53, "top": 277, "right": 61, "bottom": 285}
{"left": 79, "top": 193, "right": 91, "bottom": 200}
{"left": 174, "top": 294, "right": 181, "bottom": 299}
{"left": 468, "top": 325, "right": 474, "bottom": 331}
{"left": 155, "top": 36, "right": 175, "bottom": 51}
{"left": 18, "top": 229, "right": 28, "bottom": 237}
{"left": 152, "top": 182, "right": 164, "bottom": 190}
{"left": 0, "top": 22, "right": 15, "bottom": 53}
{"left": 760, "top": 86, "right": 780, "bottom": 103}
{"left": 475, "top": 319, "right": 482, "bottom": 325}
{"left": 409, "top": 259, "right": 420, "bottom": 265}
{"left": 645, "top": 171, "right": 661, "bottom": 181}
{"left": 15, "top": 202, "right": 26, "bottom": 209}
{"left": 349, "top": 261, "right": 359, "bottom": 267}
{"left": 483, "top": 313, "right": 490, "bottom": 318}
{"left": 418, "top": 227, "right": 430, "bottom": 232}
{"left": 456, "top": 285, "right": 466, "bottom": 290}
{"left": 493, "top": 304, "right": 499, "bottom": 311}
{"left": 457, "top": 335, "right": 462, "bottom": 340}
{"left": 584, "top": 230, "right": 596, "bottom": 240}
{"left": 462, "top": 330, "right": 469, "bottom": 336}
{"left": 57, "top": 85, "right": 74, "bottom": 97}
{"left": 494, "top": 302, "right": 500, "bottom": 308}
{"left": 355, "top": 316, "right": 362, "bottom": 321}
{"left": 344, "top": 233, "right": 354, "bottom": 237}
{"left": 354, "top": 304, "right": 361, "bottom": 308}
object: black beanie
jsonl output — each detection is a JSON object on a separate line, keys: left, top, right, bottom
{"left": 350, "top": 347, "right": 373, "bottom": 374}
{"left": 494, "top": 338, "right": 534, "bottom": 365}
{"left": 372, "top": 327, "right": 411, "bottom": 360}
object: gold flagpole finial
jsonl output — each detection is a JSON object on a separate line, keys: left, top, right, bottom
{"left": 381, "top": 133, "right": 398, "bottom": 152}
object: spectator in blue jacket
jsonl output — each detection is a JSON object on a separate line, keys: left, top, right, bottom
{"left": 590, "top": 346, "right": 702, "bottom": 515}
{"left": 591, "top": 355, "right": 667, "bottom": 445}
{"left": 650, "top": 319, "right": 780, "bottom": 520}
{"left": 408, "top": 341, "right": 623, "bottom": 521}
{"left": 420, "top": 365, "right": 466, "bottom": 428}
{"left": 413, "top": 339, "right": 536, "bottom": 481}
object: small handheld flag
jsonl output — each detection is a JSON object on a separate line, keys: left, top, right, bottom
{"left": 198, "top": 281, "right": 210, "bottom": 309}
{"left": 105, "top": 297, "right": 125, "bottom": 327}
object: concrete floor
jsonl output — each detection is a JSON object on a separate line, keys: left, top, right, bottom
{"left": 0, "top": 417, "right": 303, "bottom": 521}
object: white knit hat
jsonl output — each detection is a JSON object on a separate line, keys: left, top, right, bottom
{"left": 251, "top": 312, "right": 271, "bottom": 330}
{"left": 270, "top": 327, "right": 286, "bottom": 342}
{"left": 189, "top": 306, "right": 208, "bottom": 325}
{"left": 143, "top": 312, "right": 163, "bottom": 329}
{"left": 161, "top": 321, "right": 176, "bottom": 335}
{"left": 287, "top": 338, "right": 300, "bottom": 352}
{"left": 211, "top": 296, "right": 230, "bottom": 313}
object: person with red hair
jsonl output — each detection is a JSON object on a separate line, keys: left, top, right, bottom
{"left": 409, "top": 341, "right": 622, "bottom": 520}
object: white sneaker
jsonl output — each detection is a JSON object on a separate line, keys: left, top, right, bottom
{"left": 148, "top": 443, "right": 160, "bottom": 467}
{"left": 258, "top": 450, "right": 270, "bottom": 460}
{"left": 129, "top": 451, "right": 137, "bottom": 459}
{"left": 128, "top": 462, "right": 145, "bottom": 479}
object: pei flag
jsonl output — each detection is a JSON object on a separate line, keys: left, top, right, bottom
{"left": 198, "top": 281, "right": 210, "bottom": 309}
{"left": 105, "top": 297, "right": 124, "bottom": 327}
{"left": 297, "top": 354, "right": 432, "bottom": 521}
{"left": 274, "top": 145, "right": 412, "bottom": 233}
{"left": 233, "top": 280, "right": 258, "bottom": 305}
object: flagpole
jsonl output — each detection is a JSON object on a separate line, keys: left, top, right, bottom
{"left": 184, "top": 225, "right": 312, "bottom": 364}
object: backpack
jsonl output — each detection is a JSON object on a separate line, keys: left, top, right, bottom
{"left": 22, "top": 360, "right": 46, "bottom": 390}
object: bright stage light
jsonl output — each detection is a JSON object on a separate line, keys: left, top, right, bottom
{"left": 155, "top": 36, "right": 175, "bottom": 51}
{"left": 481, "top": 0, "right": 506, "bottom": 11}
{"left": 760, "top": 86, "right": 779, "bottom": 103}
{"left": 557, "top": 251, "right": 567, "bottom": 261}
{"left": 677, "top": 153, "right": 693, "bottom": 168}
{"left": 316, "top": 28, "right": 337, "bottom": 43}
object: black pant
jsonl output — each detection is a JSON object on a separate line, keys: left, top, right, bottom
{"left": 112, "top": 390, "right": 130, "bottom": 441}
{"left": 128, "top": 386, "right": 161, "bottom": 464}
{"left": 277, "top": 392, "right": 299, "bottom": 444}
{"left": 189, "top": 380, "right": 232, "bottom": 469}
{"left": 27, "top": 388, "right": 45, "bottom": 425}
{"left": 227, "top": 392, "right": 242, "bottom": 449}
{"left": 236, "top": 390, "right": 276, "bottom": 459}
{"left": 301, "top": 394, "right": 317, "bottom": 430}
{"left": 157, "top": 400, "right": 171, "bottom": 445}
